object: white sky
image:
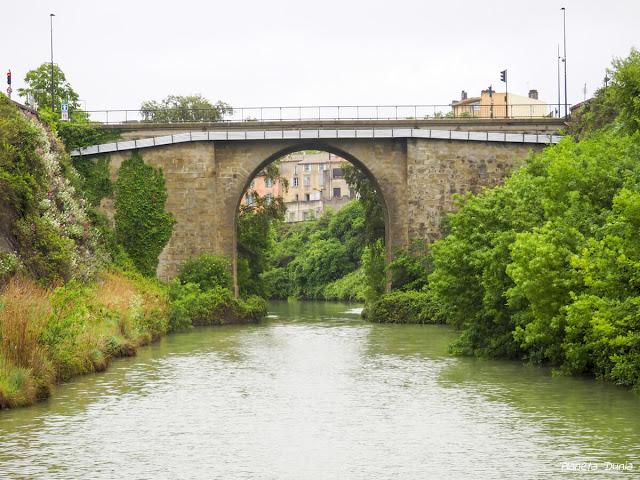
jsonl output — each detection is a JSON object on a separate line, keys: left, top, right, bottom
{"left": 3, "top": 0, "right": 639, "bottom": 112}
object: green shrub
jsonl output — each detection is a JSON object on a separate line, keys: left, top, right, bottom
{"left": 176, "top": 253, "right": 232, "bottom": 291}
{"left": 367, "top": 290, "right": 445, "bottom": 324}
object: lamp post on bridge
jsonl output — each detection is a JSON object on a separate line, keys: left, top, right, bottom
{"left": 561, "top": 7, "right": 568, "bottom": 119}
{"left": 50, "top": 13, "right": 55, "bottom": 114}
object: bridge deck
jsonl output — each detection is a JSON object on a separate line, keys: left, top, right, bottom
{"left": 71, "top": 125, "right": 563, "bottom": 157}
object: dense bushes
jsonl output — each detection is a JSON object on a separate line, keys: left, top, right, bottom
{"left": 168, "top": 253, "right": 266, "bottom": 331}
{"left": 267, "top": 200, "right": 384, "bottom": 301}
{"left": 0, "top": 93, "right": 109, "bottom": 285}
{"left": 367, "top": 290, "right": 445, "bottom": 324}
{"left": 428, "top": 49, "right": 640, "bottom": 390}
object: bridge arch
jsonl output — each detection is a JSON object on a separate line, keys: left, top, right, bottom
{"left": 225, "top": 140, "right": 408, "bottom": 296}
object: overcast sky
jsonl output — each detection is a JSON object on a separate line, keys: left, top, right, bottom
{"left": 3, "top": 0, "right": 638, "bottom": 112}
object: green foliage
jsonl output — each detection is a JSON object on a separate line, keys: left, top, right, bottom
{"left": 427, "top": 48, "right": 640, "bottom": 390}
{"left": 58, "top": 123, "right": 121, "bottom": 152}
{"left": 609, "top": 47, "right": 640, "bottom": 135}
{"left": 141, "top": 94, "right": 232, "bottom": 123}
{"left": 114, "top": 152, "right": 175, "bottom": 277}
{"left": 341, "top": 163, "right": 385, "bottom": 245}
{"left": 72, "top": 155, "right": 113, "bottom": 206}
{"left": 176, "top": 253, "right": 233, "bottom": 291}
{"left": 388, "top": 238, "right": 432, "bottom": 291}
{"left": 17, "top": 63, "right": 82, "bottom": 115}
{"left": 237, "top": 191, "right": 286, "bottom": 298}
{"left": 367, "top": 290, "right": 445, "bottom": 324}
{"left": 362, "top": 239, "right": 386, "bottom": 305}
{"left": 268, "top": 198, "right": 375, "bottom": 301}
{"left": 16, "top": 215, "right": 74, "bottom": 284}
{"left": 1, "top": 94, "right": 110, "bottom": 284}
{"left": 567, "top": 48, "right": 640, "bottom": 139}
{"left": 321, "top": 268, "right": 367, "bottom": 302}
{"left": 168, "top": 253, "right": 266, "bottom": 331}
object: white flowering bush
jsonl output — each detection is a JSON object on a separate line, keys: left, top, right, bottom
{"left": 15, "top": 116, "right": 110, "bottom": 281}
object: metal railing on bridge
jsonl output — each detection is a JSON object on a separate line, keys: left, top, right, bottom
{"left": 67, "top": 104, "right": 567, "bottom": 125}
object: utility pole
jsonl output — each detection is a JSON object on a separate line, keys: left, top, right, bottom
{"left": 557, "top": 45, "right": 562, "bottom": 118}
{"left": 50, "top": 13, "right": 55, "bottom": 113}
{"left": 561, "top": 7, "right": 568, "bottom": 118}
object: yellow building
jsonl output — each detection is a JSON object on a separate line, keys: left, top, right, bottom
{"left": 451, "top": 89, "right": 549, "bottom": 119}
{"left": 280, "top": 152, "right": 354, "bottom": 222}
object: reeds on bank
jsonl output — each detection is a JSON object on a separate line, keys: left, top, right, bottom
{"left": 0, "top": 270, "right": 169, "bottom": 409}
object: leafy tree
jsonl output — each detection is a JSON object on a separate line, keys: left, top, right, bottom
{"left": 17, "top": 63, "right": 81, "bottom": 115}
{"left": 608, "top": 47, "right": 640, "bottom": 135}
{"left": 237, "top": 192, "right": 286, "bottom": 298}
{"left": 340, "top": 163, "right": 386, "bottom": 303}
{"left": 140, "top": 94, "right": 232, "bottom": 123}
{"left": 341, "top": 163, "right": 385, "bottom": 245}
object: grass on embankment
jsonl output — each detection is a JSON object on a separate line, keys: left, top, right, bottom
{"left": 0, "top": 269, "right": 169, "bottom": 409}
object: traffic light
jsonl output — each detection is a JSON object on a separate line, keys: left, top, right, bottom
{"left": 500, "top": 70, "right": 507, "bottom": 83}
{"left": 6, "top": 70, "right": 10, "bottom": 86}
{"left": 488, "top": 85, "right": 493, "bottom": 97}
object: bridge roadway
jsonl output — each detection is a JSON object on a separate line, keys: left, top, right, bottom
{"left": 75, "top": 118, "right": 565, "bottom": 289}
{"left": 74, "top": 117, "right": 564, "bottom": 156}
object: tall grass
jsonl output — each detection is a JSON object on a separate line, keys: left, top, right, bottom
{"left": 0, "top": 270, "right": 170, "bottom": 409}
{"left": 0, "top": 278, "right": 55, "bottom": 407}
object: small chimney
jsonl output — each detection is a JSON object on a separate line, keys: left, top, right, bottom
{"left": 461, "top": 90, "right": 467, "bottom": 100}
{"left": 528, "top": 89, "right": 539, "bottom": 100}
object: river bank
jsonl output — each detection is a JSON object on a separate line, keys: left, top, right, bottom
{"left": 0, "top": 270, "right": 169, "bottom": 409}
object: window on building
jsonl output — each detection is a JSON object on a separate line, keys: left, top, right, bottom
{"left": 318, "top": 175, "right": 324, "bottom": 186}
{"left": 265, "top": 177, "right": 274, "bottom": 188}
{"left": 293, "top": 165, "right": 298, "bottom": 175}
{"left": 333, "top": 187, "right": 341, "bottom": 198}
{"left": 246, "top": 194, "right": 255, "bottom": 206}
{"left": 302, "top": 164, "right": 311, "bottom": 172}
{"left": 333, "top": 168, "right": 343, "bottom": 178}
{"left": 265, "top": 193, "right": 273, "bottom": 205}
{"left": 295, "top": 194, "right": 299, "bottom": 201}
{"left": 305, "top": 193, "right": 311, "bottom": 201}
{"left": 318, "top": 164, "right": 327, "bottom": 171}
{"left": 291, "top": 177, "right": 299, "bottom": 187}
{"left": 303, "top": 175, "right": 311, "bottom": 187}
{"left": 288, "top": 212, "right": 296, "bottom": 222}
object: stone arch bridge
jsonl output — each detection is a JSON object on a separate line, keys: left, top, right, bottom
{"left": 71, "top": 118, "right": 564, "bottom": 291}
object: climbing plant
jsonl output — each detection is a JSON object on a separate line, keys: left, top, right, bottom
{"left": 114, "top": 152, "right": 175, "bottom": 277}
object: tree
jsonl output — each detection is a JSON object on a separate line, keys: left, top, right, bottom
{"left": 236, "top": 192, "right": 287, "bottom": 298}
{"left": 608, "top": 47, "right": 640, "bottom": 135}
{"left": 140, "top": 94, "right": 232, "bottom": 123}
{"left": 17, "top": 63, "right": 81, "bottom": 115}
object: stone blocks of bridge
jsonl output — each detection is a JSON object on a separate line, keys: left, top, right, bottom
{"left": 97, "top": 137, "right": 543, "bottom": 284}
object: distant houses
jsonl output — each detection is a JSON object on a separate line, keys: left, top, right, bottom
{"left": 242, "top": 152, "right": 355, "bottom": 222}
{"left": 451, "top": 89, "right": 551, "bottom": 118}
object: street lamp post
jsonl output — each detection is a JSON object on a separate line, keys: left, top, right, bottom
{"left": 50, "top": 13, "right": 55, "bottom": 113}
{"left": 561, "top": 7, "right": 568, "bottom": 118}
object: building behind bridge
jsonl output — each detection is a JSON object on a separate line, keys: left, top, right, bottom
{"left": 242, "top": 152, "right": 354, "bottom": 222}
{"left": 451, "top": 89, "right": 550, "bottom": 119}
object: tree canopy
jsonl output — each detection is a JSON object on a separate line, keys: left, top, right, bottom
{"left": 140, "top": 94, "right": 232, "bottom": 123}
{"left": 17, "top": 63, "right": 81, "bottom": 114}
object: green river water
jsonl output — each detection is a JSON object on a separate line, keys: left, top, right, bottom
{"left": 0, "top": 301, "right": 638, "bottom": 479}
